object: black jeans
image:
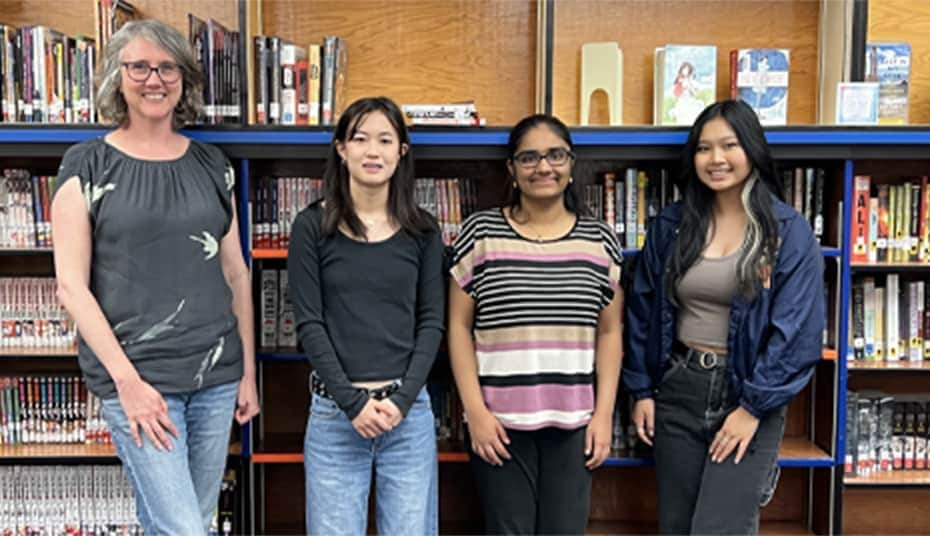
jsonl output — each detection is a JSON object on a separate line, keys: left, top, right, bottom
{"left": 654, "top": 346, "right": 786, "bottom": 535}
{"left": 467, "top": 425, "right": 592, "bottom": 534}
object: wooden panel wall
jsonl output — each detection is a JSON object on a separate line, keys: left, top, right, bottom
{"left": 260, "top": 0, "right": 537, "bottom": 126}
{"left": 868, "top": 0, "right": 930, "bottom": 125}
{"left": 552, "top": 1, "right": 820, "bottom": 126}
{"left": 0, "top": 1, "right": 236, "bottom": 46}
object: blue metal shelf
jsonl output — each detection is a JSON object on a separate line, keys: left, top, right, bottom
{"left": 4, "top": 125, "right": 930, "bottom": 146}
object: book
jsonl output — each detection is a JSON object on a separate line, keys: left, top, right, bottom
{"left": 730, "top": 48, "right": 789, "bottom": 125}
{"left": 654, "top": 45, "right": 716, "bottom": 126}
{"left": 865, "top": 42, "right": 911, "bottom": 125}
{"left": 836, "top": 82, "right": 879, "bottom": 125}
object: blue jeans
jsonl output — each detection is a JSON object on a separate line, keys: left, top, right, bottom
{"left": 304, "top": 387, "right": 438, "bottom": 535}
{"left": 102, "top": 380, "right": 238, "bottom": 535}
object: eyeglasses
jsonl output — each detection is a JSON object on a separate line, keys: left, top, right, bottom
{"left": 121, "top": 61, "right": 182, "bottom": 83}
{"left": 511, "top": 148, "right": 575, "bottom": 168}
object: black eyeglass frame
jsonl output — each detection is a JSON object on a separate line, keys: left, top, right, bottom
{"left": 120, "top": 61, "right": 182, "bottom": 83}
{"left": 510, "top": 148, "right": 576, "bottom": 168}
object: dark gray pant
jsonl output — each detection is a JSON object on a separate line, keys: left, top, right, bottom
{"left": 467, "top": 426, "right": 592, "bottom": 534}
{"left": 654, "top": 348, "right": 786, "bottom": 535}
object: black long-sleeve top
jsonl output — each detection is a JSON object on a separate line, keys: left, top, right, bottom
{"left": 287, "top": 203, "right": 445, "bottom": 419}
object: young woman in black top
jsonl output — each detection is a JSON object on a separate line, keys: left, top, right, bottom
{"left": 288, "top": 96, "right": 444, "bottom": 535}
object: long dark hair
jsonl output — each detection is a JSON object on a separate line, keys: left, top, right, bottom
{"left": 321, "top": 96, "right": 433, "bottom": 239}
{"left": 504, "top": 114, "right": 585, "bottom": 217}
{"left": 667, "top": 99, "right": 782, "bottom": 302}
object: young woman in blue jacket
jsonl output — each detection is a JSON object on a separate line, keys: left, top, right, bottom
{"left": 623, "top": 99, "right": 824, "bottom": 534}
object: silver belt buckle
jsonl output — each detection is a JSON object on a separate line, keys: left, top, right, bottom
{"left": 698, "top": 351, "right": 719, "bottom": 369}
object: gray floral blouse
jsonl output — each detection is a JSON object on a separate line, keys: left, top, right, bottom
{"left": 54, "top": 137, "right": 243, "bottom": 398}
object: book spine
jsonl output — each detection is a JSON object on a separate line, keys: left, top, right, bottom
{"left": 851, "top": 176, "right": 870, "bottom": 263}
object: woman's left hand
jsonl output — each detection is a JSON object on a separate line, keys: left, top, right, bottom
{"left": 709, "top": 406, "right": 759, "bottom": 463}
{"left": 585, "top": 411, "right": 612, "bottom": 470}
{"left": 235, "top": 375, "right": 261, "bottom": 424}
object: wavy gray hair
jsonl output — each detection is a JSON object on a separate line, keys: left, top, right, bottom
{"left": 96, "top": 19, "right": 204, "bottom": 129}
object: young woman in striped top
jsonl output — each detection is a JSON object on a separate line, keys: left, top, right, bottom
{"left": 448, "top": 114, "right": 623, "bottom": 534}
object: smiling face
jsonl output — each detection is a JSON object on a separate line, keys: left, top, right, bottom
{"left": 119, "top": 36, "right": 183, "bottom": 126}
{"left": 693, "top": 116, "right": 752, "bottom": 195}
{"left": 336, "top": 110, "right": 407, "bottom": 190}
{"left": 507, "top": 124, "right": 573, "bottom": 204}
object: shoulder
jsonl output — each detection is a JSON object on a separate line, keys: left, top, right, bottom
{"left": 58, "top": 138, "right": 105, "bottom": 171}
{"left": 187, "top": 138, "right": 228, "bottom": 165}
{"left": 460, "top": 208, "right": 505, "bottom": 237}
{"left": 294, "top": 200, "right": 324, "bottom": 232}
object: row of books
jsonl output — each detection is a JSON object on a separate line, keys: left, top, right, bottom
{"left": 0, "top": 25, "right": 96, "bottom": 124}
{"left": 1, "top": 278, "right": 76, "bottom": 351}
{"left": 258, "top": 269, "right": 295, "bottom": 351}
{"left": 0, "top": 170, "right": 56, "bottom": 250}
{"left": 251, "top": 176, "right": 323, "bottom": 250}
{"left": 654, "top": 43, "right": 910, "bottom": 126}
{"left": 851, "top": 176, "right": 930, "bottom": 264}
{"left": 415, "top": 178, "right": 478, "bottom": 246}
{"left": 782, "top": 167, "right": 826, "bottom": 244}
{"left": 850, "top": 275, "right": 929, "bottom": 362}
{"left": 587, "top": 168, "right": 678, "bottom": 249}
{"left": 0, "top": 376, "right": 110, "bottom": 446}
{"left": 0, "top": 465, "right": 139, "bottom": 535}
{"left": 250, "top": 176, "right": 479, "bottom": 250}
{"left": 845, "top": 391, "right": 929, "bottom": 477}
{"left": 189, "top": 16, "right": 242, "bottom": 125}
{"left": 252, "top": 35, "right": 346, "bottom": 126}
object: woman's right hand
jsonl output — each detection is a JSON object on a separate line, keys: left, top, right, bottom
{"left": 467, "top": 406, "right": 511, "bottom": 466}
{"left": 116, "top": 376, "right": 179, "bottom": 450}
{"left": 632, "top": 398, "right": 655, "bottom": 446}
{"left": 351, "top": 399, "right": 394, "bottom": 439}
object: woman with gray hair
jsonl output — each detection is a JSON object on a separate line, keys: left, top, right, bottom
{"left": 50, "top": 19, "right": 259, "bottom": 534}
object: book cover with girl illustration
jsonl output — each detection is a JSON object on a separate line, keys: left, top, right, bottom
{"left": 655, "top": 45, "right": 716, "bottom": 125}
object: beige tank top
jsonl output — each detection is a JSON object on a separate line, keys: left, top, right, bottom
{"left": 676, "top": 252, "right": 740, "bottom": 351}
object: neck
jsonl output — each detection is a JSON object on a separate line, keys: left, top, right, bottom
{"left": 514, "top": 195, "right": 569, "bottom": 223}
{"left": 712, "top": 187, "right": 745, "bottom": 219}
{"left": 349, "top": 178, "right": 391, "bottom": 220}
{"left": 111, "top": 117, "right": 178, "bottom": 149}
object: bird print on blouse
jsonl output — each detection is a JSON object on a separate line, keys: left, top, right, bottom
{"left": 193, "top": 336, "right": 226, "bottom": 388}
{"left": 119, "top": 299, "right": 185, "bottom": 346}
{"left": 224, "top": 164, "right": 235, "bottom": 192}
{"left": 189, "top": 231, "right": 219, "bottom": 260}
{"left": 82, "top": 182, "right": 116, "bottom": 210}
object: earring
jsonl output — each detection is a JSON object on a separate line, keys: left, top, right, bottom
{"left": 342, "top": 159, "right": 348, "bottom": 167}
{"left": 569, "top": 177, "right": 574, "bottom": 184}
{"left": 512, "top": 180, "right": 518, "bottom": 189}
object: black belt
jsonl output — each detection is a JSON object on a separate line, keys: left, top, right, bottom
{"left": 672, "top": 339, "right": 728, "bottom": 370}
{"left": 310, "top": 371, "right": 401, "bottom": 401}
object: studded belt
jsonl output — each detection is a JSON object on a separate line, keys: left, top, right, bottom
{"left": 310, "top": 371, "right": 401, "bottom": 401}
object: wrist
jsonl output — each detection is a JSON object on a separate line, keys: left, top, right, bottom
{"left": 113, "top": 371, "right": 141, "bottom": 391}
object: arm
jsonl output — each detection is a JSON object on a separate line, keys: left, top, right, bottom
{"left": 287, "top": 212, "right": 368, "bottom": 420}
{"left": 586, "top": 290, "right": 623, "bottom": 469}
{"left": 387, "top": 230, "right": 444, "bottom": 417}
{"left": 52, "top": 176, "right": 177, "bottom": 450}
{"left": 711, "top": 217, "right": 825, "bottom": 464}
{"left": 740, "top": 217, "right": 825, "bottom": 418}
{"left": 622, "top": 218, "right": 663, "bottom": 399}
{"left": 217, "top": 193, "right": 259, "bottom": 424}
{"left": 447, "top": 281, "right": 510, "bottom": 466}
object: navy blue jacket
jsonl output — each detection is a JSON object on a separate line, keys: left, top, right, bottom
{"left": 622, "top": 199, "right": 825, "bottom": 418}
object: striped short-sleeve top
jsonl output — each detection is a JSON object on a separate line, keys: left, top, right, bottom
{"left": 450, "top": 208, "right": 623, "bottom": 431}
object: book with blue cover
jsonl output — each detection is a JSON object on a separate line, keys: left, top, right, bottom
{"left": 865, "top": 42, "right": 911, "bottom": 125}
{"left": 730, "top": 48, "right": 790, "bottom": 125}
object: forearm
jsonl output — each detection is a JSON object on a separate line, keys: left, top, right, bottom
{"left": 594, "top": 328, "right": 622, "bottom": 416}
{"left": 57, "top": 282, "right": 138, "bottom": 388}
{"left": 228, "top": 270, "right": 255, "bottom": 378}
{"left": 393, "top": 326, "right": 442, "bottom": 414}
{"left": 448, "top": 323, "right": 486, "bottom": 415}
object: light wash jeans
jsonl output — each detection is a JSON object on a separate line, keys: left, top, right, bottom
{"left": 102, "top": 380, "right": 238, "bottom": 535}
{"left": 304, "top": 386, "right": 438, "bottom": 535}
